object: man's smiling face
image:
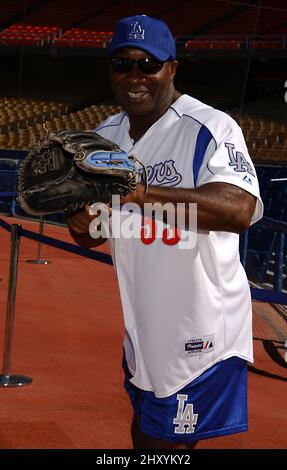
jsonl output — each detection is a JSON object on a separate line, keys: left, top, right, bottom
{"left": 109, "top": 48, "right": 178, "bottom": 118}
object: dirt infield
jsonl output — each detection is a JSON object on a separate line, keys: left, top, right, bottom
{"left": 0, "top": 215, "right": 286, "bottom": 449}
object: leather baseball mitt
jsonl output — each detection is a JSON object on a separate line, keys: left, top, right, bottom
{"left": 17, "top": 129, "right": 147, "bottom": 215}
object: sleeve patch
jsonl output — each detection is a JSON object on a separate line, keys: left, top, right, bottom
{"left": 225, "top": 142, "right": 255, "bottom": 177}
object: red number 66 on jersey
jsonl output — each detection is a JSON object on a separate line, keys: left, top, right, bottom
{"left": 140, "top": 216, "right": 183, "bottom": 246}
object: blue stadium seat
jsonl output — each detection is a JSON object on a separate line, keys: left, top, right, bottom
{"left": 244, "top": 224, "right": 277, "bottom": 283}
{"left": 0, "top": 158, "right": 20, "bottom": 215}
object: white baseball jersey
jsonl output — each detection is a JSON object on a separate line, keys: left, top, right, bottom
{"left": 96, "top": 94, "right": 263, "bottom": 398}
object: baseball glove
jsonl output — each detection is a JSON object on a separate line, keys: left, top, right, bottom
{"left": 17, "top": 129, "right": 147, "bottom": 215}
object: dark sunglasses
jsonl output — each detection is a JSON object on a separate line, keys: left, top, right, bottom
{"left": 109, "top": 57, "right": 165, "bottom": 75}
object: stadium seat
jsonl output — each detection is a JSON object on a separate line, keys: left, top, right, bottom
{"left": 245, "top": 224, "right": 277, "bottom": 283}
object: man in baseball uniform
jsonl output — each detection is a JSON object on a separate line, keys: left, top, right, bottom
{"left": 67, "top": 15, "right": 263, "bottom": 449}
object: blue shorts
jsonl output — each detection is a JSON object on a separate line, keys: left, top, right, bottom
{"left": 123, "top": 355, "right": 248, "bottom": 442}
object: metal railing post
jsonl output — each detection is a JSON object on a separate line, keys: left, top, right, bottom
{"left": 0, "top": 224, "right": 32, "bottom": 387}
{"left": 26, "top": 216, "right": 51, "bottom": 264}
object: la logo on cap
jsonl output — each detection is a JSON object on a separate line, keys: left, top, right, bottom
{"left": 128, "top": 21, "right": 145, "bottom": 40}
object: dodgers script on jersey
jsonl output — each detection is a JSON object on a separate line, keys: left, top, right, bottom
{"left": 95, "top": 94, "right": 263, "bottom": 398}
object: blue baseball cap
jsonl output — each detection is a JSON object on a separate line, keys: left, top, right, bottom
{"left": 107, "top": 15, "right": 176, "bottom": 61}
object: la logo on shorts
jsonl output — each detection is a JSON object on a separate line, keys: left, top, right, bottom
{"left": 173, "top": 394, "right": 198, "bottom": 434}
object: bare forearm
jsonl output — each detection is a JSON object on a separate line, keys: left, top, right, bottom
{"left": 123, "top": 182, "right": 256, "bottom": 233}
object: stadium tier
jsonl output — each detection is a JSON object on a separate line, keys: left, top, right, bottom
{"left": 0, "top": 98, "right": 121, "bottom": 149}
{"left": 0, "top": 0, "right": 286, "bottom": 48}
{"left": 0, "top": 97, "right": 285, "bottom": 165}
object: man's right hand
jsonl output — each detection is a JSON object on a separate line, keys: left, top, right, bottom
{"left": 66, "top": 205, "right": 108, "bottom": 248}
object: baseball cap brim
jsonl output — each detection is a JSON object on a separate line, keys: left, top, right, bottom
{"left": 107, "top": 42, "right": 171, "bottom": 61}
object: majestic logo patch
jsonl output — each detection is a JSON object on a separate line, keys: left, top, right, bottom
{"left": 128, "top": 21, "right": 145, "bottom": 40}
{"left": 185, "top": 334, "right": 214, "bottom": 356}
{"left": 173, "top": 394, "right": 198, "bottom": 434}
{"left": 225, "top": 142, "right": 255, "bottom": 176}
{"left": 242, "top": 175, "right": 252, "bottom": 185}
